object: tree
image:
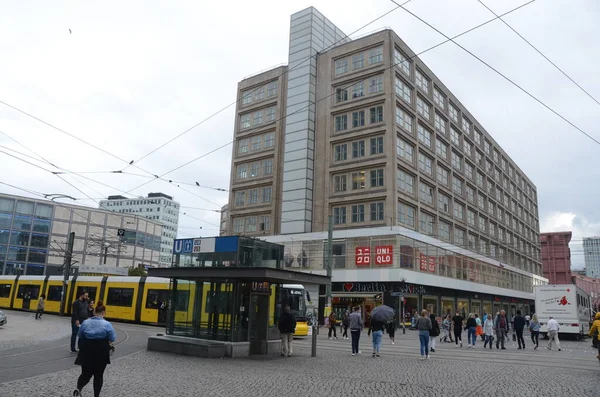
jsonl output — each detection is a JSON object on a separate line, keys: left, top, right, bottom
{"left": 128, "top": 267, "right": 147, "bottom": 276}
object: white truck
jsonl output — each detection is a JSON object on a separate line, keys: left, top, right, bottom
{"left": 534, "top": 284, "right": 592, "bottom": 339}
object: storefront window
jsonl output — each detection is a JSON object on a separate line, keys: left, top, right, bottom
{"left": 442, "top": 297, "right": 454, "bottom": 317}
{"left": 457, "top": 299, "right": 469, "bottom": 318}
{"left": 483, "top": 302, "right": 492, "bottom": 318}
{"left": 399, "top": 237, "right": 413, "bottom": 268}
{"left": 493, "top": 302, "right": 501, "bottom": 316}
{"left": 404, "top": 296, "right": 419, "bottom": 324}
{"left": 422, "top": 296, "right": 438, "bottom": 316}
{"left": 471, "top": 300, "right": 481, "bottom": 318}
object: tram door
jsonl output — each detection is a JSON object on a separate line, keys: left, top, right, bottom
{"left": 248, "top": 294, "right": 269, "bottom": 354}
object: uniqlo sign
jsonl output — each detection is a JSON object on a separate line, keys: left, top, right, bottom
{"left": 355, "top": 247, "right": 371, "bottom": 267}
{"left": 375, "top": 246, "right": 393, "bottom": 266}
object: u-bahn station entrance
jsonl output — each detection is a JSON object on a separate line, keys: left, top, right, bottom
{"left": 147, "top": 236, "right": 330, "bottom": 358}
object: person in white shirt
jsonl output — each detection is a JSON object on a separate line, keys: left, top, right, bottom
{"left": 546, "top": 316, "right": 561, "bottom": 351}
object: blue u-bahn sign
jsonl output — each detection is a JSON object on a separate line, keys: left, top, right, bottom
{"left": 173, "top": 238, "right": 194, "bottom": 254}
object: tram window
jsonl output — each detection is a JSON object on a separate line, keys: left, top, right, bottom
{"left": 0, "top": 284, "right": 11, "bottom": 298}
{"left": 17, "top": 285, "right": 40, "bottom": 299}
{"left": 76, "top": 286, "right": 97, "bottom": 302}
{"left": 106, "top": 288, "right": 134, "bottom": 307}
{"left": 174, "top": 291, "right": 189, "bottom": 311}
{"left": 146, "top": 289, "right": 168, "bottom": 309}
{"left": 47, "top": 286, "right": 63, "bottom": 301}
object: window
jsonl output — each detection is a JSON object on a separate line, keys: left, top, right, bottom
{"left": 478, "top": 195, "right": 486, "bottom": 211}
{"left": 263, "top": 159, "right": 273, "bottom": 175}
{"left": 438, "top": 193, "right": 450, "bottom": 213}
{"left": 233, "top": 218, "right": 244, "bottom": 233}
{"left": 454, "top": 202, "right": 464, "bottom": 220}
{"left": 370, "top": 169, "right": 384, "bottom": 187}
{"left": 397, "top": 138, "right": 414, "bottom": 163}
{"left": 352, "top": 141, "right": 365, "bottom": 158}
{"left": 369, "top": 76, "right": 383, "bottom": 94}
{"left": 259, "top": 216, "right": 271, "bottom": 232}
{"left": 264, "top": 132, "right": 275, "bottom": 148}
{"left": 396, "top": 107, "right": 413, "bottom": 132}
{"left": 254, "top": 87, "right": 264, "bottom": 101}
{"left": 369, "top": 47, "right": 383, "bottom": 64}
{"left": 475, "top": 130, "right": 482, "bottom": 146}
{"left": 352, "top": 171, "right": 366, "bottom": 190}
{"left": 352, "top": 53, "right": 364, "bottom": 70}
{"left": 267, "top": 81, "right": 278, "bottom": 97}
{"left": 453, "top": 176, "right": 463, "bottom": 195}
{"left": 455, "top": 228, "right": 465, "bottom": 246}
{"left": 398, "top": 169, "right": 414, "bottom": 194}
{"left": 242, "top": 89, "right": 252, "bottom": 105}
{"left": 248, "top": 189, "right": 258, "bottom": 204}
{"left": 107, "top": 288, "right": 134, "bottom": 307}
{"left": 249, "top": 162, "right": 260, "bottom": 177}
{"left": 418, "top": 152, "right": 433, "bottom": 175}
{"left": 415, "top": 69, "right": 429, "bottom": 92}
{"left": 435, "top": 139, "right": 448, "bottom": 160}
{"left": 336, "top": 87, "right": 348, "bottom": 103}
{"left": 333, "top": 207, "right": 347, "bottom": 224}
{"left": 235, "top": 191, "right": 245, "bottom": 207}
{"left": 417, "top": 125, "right": 432, "bottom": 147}
{"left": 485, "top": 140, "right": 491, "bottom": 155}
{"left": 352, "top": 111, "right": 365, "bottom": 128}
{"left": 462, "top": 116, "right": 471, "bottom": 134}
{"left": 439, "top": 221, "right": 451, "bottom": 241}
{"left": 489, "top": 201, "right": 495, "bottom": 217}
{"left": 262, "top": 187, "right": 272, "bottom": 203}
{"left": 451, "top": 151, "right": 462, "bottom": 171}
{"left": 477, "top": 172, "right": 485, "bottom": 188}
{"left": 245, "top": 216, "right": 257, "bottom": 232}
{"left": 370, "top": 137, "right": 384, "bottom": 154}
{"left": 419, "top": 212, "right": 434, "bottom": 234}
{"left": 351, "top": 204, "right": 365, "bottom": 223}
{"left": 434, "top": 88, "right": 445, "bottom": 108}
{"left": 370, "top": 202, "right": 384, "bottom": 221}
{"left": 479, "top": 217, "right": 487, "bottom": 233}
{"left": 236, "top": 164, "right": 247, "bottom": 180}
{"left": 395, "top": 78, "right": 411, "bottom": 104}
{"left": 251, "top": 135, "right": 261, "bottom": 151}
{"left": 464, "top": 141, "right": 472, "bottom": 157}
{"left": 370, "top": 106, "right": 384, "bottom": 124}
{"left": 493, "top": 150, "right": 500, "bottom": 163}
{"left": 334, "top": 144, "right": 347, "bottom": 161}
{"left": 335, "top": 115, "right": 348, "bottom": 131}
{"left": 335, "top": 58, "right": 348, "bottom": 75}
{"left": 450, "top": 128, "right": 460, "bottom": 146}
{"left": 466, "top": 185, "right": 475, "bottom": 204}
{"left": 266, "top": 106, "right": 276, "bottom": 122}
{"left": 394, "top": 49, "right": 410, "bottom": 76}
{"left": 417, "top": 97, "right": 430, "bottom": 120}
{"left": 434, "top": 113, "right": 446, "bottom": 134}
{"left": 398, "top": 202, "right": 415, "bottom": 227}
{"left": 489, "top": 222, "right": 496, "bottom": 237}
{"left": 437, "top": 166, "right": 449, "bottom": 186}
{"left": 238, "top": 139, "right": 249, "bottom": 155}
{"left": 240, "top": 114, "right": 251, "bottom": 129}
{"left": 498, "top": 228, "right": 504, "bottom": 242}
{"left": 419, "top": 182, "right": 434, "bottom": 205}
{"left": 352, "top": 81, "right": 364, "bottom": 98}
{"left": 449, "top": 104, "right": 459, "bottom": 123}
{"left": 467, "top": 209, "right": 476, "bottom": 227}
{"left": 253, "top": 111, "right": 262, "bottom": 126}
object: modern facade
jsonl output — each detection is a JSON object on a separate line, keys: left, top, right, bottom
{"left": 583, "top": 237, "right": 600, "bottom": 278}
{"left": 0, "top": 193, "right": 163, "bottom": 275}
{"left": 99, "top": 192, "right": 179, "bottom": 267}
{"left": 541, "top": 232, "right": 573, "bottom": 284}
{"left": 219, "top": 204, "right": 229, "bottom": 236}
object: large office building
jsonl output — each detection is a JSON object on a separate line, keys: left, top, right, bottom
{"left": 226, "top": 7, "right": 544, "bottom": 320}
{"left": 0, "top": 193, "right": 163, "bottom": 275}
{"left": 583, "top": 237, "right": 600, "bottom": 278}
{"left": 99, "top": 193, "right": 179, "bottom": 267}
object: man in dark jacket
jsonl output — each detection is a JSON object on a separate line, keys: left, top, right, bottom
{"left": 71, "top": 291, "right": 90, "bottom": 353}
{"left": 278, "top": 305, "right": 296, "bottom": 357}
{"left": 513, "top": 310, "right": 526, "bottom": 349}
{"left": 494, "top": 310, "right": 509, "bottom": 350}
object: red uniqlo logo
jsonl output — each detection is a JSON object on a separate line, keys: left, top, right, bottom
{"left": 375, "top": 246, "right": 393, "bottom": 266}
{"left": 355, "top": 247, "right": 371, "bottom": 267}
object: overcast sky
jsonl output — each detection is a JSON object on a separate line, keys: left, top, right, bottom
{"left": 1, "top": 0, "right": 598, "bottom": 269}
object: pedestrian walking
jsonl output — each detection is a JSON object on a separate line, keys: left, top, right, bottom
{"left": 513, "top": 310, "right": 526, "bottom": 349}
{"left": 35, "top": 293, "right": 46, "bottom": 320}
{"left": 466, "top": 313, "right": 477, "bottom": 348}
{"left": 441, "top": 314, "right": 452, "bottom": 343}
{"left": 416, "top": 310, "right": 432, "bottom": 359}
{"left": 278, "top": 305, "right": 296, "bottom": 357}
{"left": 71, "top": 291, "right": 90, "bottom": 353}
{"left": 88, "top": 300, "right": 95, "bottom": 319}
{"left": 386, "top": 319, "right": 396, "bottom": 345}
{"left": 546, "top": 316, "right": 561, "bottom": 351}
{"left": 341, "top": 311, "right": 350, "bottom": 340}
{"left": 495, "top": 310, "right": 509, "bottom": 350}
{"left": 481, "top": 312, "right": 488, "bottom": 341}
{"left": 348, "top": 306, "right": 363, "bottom": 356}
{"left": 370, "top": 318, "right": 385, "bottom": 357}
{"left": 475, "top": 313, "right": 483, "bottom": 341}
{"left": 525, "top": 313, "right": 531, "bottom": 328}
{"left": 429, "top": 313, "right": 440, "bottom": 352}
{"left": 328, "top": 311, "right": 338, "bottom": 339}
{"left": 588, "top": 312, "right": 600, "bottom": 359}
{"left": 529, "top": 313, "right": 540, "bottom": 350}
{"left": 451, "top": 311, "right": 464, "bottom": 348}
{"left": 483, "top": 314, "right": 495, "bottom": 349}
{"left": 72, "top": 300, "right": 116, "bottom": 397}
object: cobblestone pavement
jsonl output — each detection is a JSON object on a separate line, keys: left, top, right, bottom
{"left": 2, "top": 325, "right": 599, "bottom": 397}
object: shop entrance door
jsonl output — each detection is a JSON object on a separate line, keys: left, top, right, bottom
{"left": 248, "top": 294, "right": 269, "bottom": 355}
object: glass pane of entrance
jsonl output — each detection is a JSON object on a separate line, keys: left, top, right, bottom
{"left": 441, "top": 297, "right": 454, "bottom": 318}
{"left": 493, "top": 302, "right": 501, "bottom": 316}
{"left": 483, "top": 302, "right": 491, "bottom": 319}
{"left": 471, "top": 300, "right": 481, "bottom": 318}
{"left": 423, "top": 296, "right": 438, "bottom": 316}
{"left": 457, "top": 299, "right": 469, "bottom": 318}
{"left": 404, "top": 296, "right": 418, "bottom": 326}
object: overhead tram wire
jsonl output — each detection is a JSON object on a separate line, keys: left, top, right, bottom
{"left": 477, "top": 0, "right": 600, "bottom": 108}
{"left": 118, "top": 1, "right": 412, "bottom": 173}
{"left": 124, "top": 0, "right": 538, "bottom": 195}
{"left": 390, "top": 0, "right": 600, "bottom": 146}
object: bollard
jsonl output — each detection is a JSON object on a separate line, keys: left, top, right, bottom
{"left": 311, "top": 325, "right": 318, "bottom": 357}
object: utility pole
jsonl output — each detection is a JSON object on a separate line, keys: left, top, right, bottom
{"left": 59, "top": 232, "right": 75, "bottom": 316}
{"left": 325, "top": 215, "right": 333, "bottom": 307}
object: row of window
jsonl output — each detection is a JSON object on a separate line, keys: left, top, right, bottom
{"left": 240, "top": 106, "right": 276, "bottom": 130}
{"left": 237, "top": 132, "right": 275, "bottom": 155}
{"left": 0, "top": 213, "right": 51, "bottom": 233}
{"left": 232, "top": 215, "right": 272, "bottom": 234}
{"left": 334, "top": 46, "right": 383, "bottom": 76}
{"left": 332, "top": 167, "right": 385, "bottom": 193}
{"left": 241, "top": 80, "right": 278, "bottom": 106}
{"left": 334, "top": 106, "right": 384, "bottom": 132}
{"left": 333, "top": 136, "right": 384, "bottom": 161}
{"left": 332, "top": 202, "right": 385, "bottom": 224}
{"left": 234, "top": 186, "right": 272, "bottom": 207}
{"left": 0, "top": 199, "right": 53, "bottom": 219}
{"left": 0, "top": 245, "right": 47, "bottom": 263}
{"left": 0, "top": 232, "right": 49, "bottom": 248}
{"left": 236, "top": 159, "right": 274, "bottom": 181}
{"left": 335, "top": 76, "right": 383, "bottom": 103}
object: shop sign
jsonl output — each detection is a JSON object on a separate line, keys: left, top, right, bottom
{"left": 355, "top": 247, "right": 371, "bottom": 267}
{"left": 251, "top": 281, "right": 270, "bottom": 294}
{"left": 338, "top": 282, "right": 426, "bottom": 295}
{"left": 419, "top": 254, "right": 436, "bottom": 273}
{"left": 375, "top": 246, "right": 393, "bottom": 266}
